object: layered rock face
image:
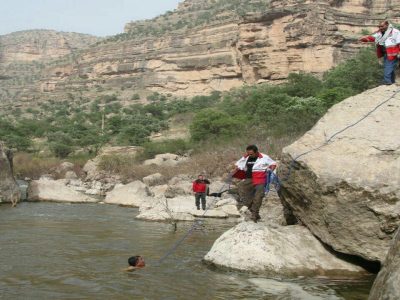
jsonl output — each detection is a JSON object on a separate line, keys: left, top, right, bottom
{"left": 3, "top": 0, "right": 398, "bottom": 105}
{"left": 278, "top": 85, "right": 400, "bottom": 263}
{"left": 0, "top": 30, "right": 99, "bottom": 63}
{"left": 0, "top": 144, "right": 20, "bottom": 205}
{"left": 369, "top": 228, "right": 400, "bottom": 300}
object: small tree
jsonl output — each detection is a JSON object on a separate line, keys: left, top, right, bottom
{"left": 190, "top": 109, "right": 240, "bottom": 141}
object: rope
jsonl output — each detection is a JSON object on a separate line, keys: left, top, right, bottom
{"left": 156, "top": 175, "right": 233, "bottom": 264}
{"left": 155, "top": 87, "right": 399, "bottom": 264}
{"left": 280, "top": 87, "right": 400, "bottom": 183}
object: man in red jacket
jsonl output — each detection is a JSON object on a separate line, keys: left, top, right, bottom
{"left": 359, "top": 21, "right": 400, "bottom": 85}
{"left": 233, "top": 145, "right": 276, "bottom": 222}
{"left": 192, "top": 174, "right": 210, "bottom": 210}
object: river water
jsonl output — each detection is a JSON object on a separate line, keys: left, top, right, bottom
{"left": 0, "top": 203, "right": 373, "bottom": 299}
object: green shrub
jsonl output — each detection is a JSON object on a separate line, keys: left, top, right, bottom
{"left": 3, "top": 134, "right": 32, "bottom": 151}
{"left": 131, "top": 93, "right": 140, "bottom": 100}
{"left": 139, "top": 139, "right": 191, "bottom": 160}
{"left": 190, "top": 109, "right": 241, "bottom": 141}
{"left": 116, "top": 124, "right": 151, "bottom": 145}
{"left": 323, "top": 48, "right": 381, "bottom": 92}
{"left": 284, "top": 73, "right": 323, "bottom": 98}
{"left": 50, "top": 142, "right": 73, "bottom": 158}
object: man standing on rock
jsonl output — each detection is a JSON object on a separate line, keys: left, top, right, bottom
{"left": 192, "top": 174, "right": 210, "bottom": 210}
{"left": 233, "top": 145, "right": 276, "bottom": 222}
{"left": 359, "top": 20, "right": 400, "bottom": 85}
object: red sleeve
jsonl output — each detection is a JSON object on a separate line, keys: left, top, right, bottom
{"left": 360, "top": 35, "right": 375, "bottom": 42}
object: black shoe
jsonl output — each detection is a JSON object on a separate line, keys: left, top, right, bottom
{"left": 250, "top": 213, "right": 261, "bottom": 223}
{"left": 197, "top": 207, "right": 200, "bottom": 210}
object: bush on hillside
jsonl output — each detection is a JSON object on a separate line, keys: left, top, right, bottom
{"left": 138, "top": 139, "right": 191, "bottom": 160}
{"left": 323, "top": 48, "right": 381, "bottom": 92}
{"left": 190, "top": 109, "right": 242, "bottom": 142}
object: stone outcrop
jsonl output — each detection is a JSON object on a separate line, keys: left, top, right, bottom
{"left": 0, "top": 144, "right": 20, "bottom": 205}
{"left": 28, "top": 178, "right": 98, "bottom": 203}
{"left": 104, "top": 181, "right": 154, "bottom": 207}
{"left": 278, "top": 85, "right": 400, "bottom": 263}
{"left": 136, "top": 195, "right": 235, "bottom": 220}
{"left": 204, "top": 222, "right": 366, "bottom": 276}
{"left": 143, "top": 153, "right": 189, "bottom": 167}
{"left": 369, "top": 228, "right": 400, "bottom": 300}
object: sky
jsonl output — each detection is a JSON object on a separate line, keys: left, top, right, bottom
{"left": 0, "top": 0, "right": 182, "bottom": 37}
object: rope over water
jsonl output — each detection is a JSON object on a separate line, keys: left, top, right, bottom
{"left": 156, "top": 87, "right": 400, "bottom": 264}
{"left": 156, "top": 176, "right": 233, "bottom": 264}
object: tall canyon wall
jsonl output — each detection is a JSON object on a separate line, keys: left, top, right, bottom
{"left": 1, "top": 0, "right": 400, "bottom": 106}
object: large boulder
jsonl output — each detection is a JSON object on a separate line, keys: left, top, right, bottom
{"left": 143, "top": 153, "right": 188, "bottom": 167}
{"left": 28, "top": 178, "right": 98, "bottom": 203}
{"left": 104, "top": 181, "right": 154, "bottom": 207}
{"left": 164, "top": 175, "right": 193, "bottom": 198}
{"left": 278, "top": 85, "right": 400, "bottom": 262}
{"left": 204, "top": 222, "right": 366, "bottom": 276}
{"left": 142, "top": 173, "right": 165, "bottom": 186}
{"left": 0, "top": 144, "right": 20, "bottom": 205}
{"left": 136, "top": 195, "right": 235, "bottom": 221}
{"left": 136, "top": 199, "right": 195, "bottom": 222}
{"left": 369, "top": 228, "right": 400, "bottom": 300}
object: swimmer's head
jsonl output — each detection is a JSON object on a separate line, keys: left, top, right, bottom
{"left": 128, "top": 256, "right": 145, "bottom": 268}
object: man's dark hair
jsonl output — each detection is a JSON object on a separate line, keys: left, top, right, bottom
{"left": 246, "top": 145, "right": 258, "bottom": 152}
{"left": 128, "top": 256, "right": 141, "bottom": 267}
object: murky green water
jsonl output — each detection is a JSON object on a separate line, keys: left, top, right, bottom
{"left": 0, "top": 203, "right": 373, "bottom": 299}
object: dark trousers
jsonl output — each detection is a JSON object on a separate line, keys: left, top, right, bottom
{"left": 195, "top": 193, "right": 206, "bottom": 210}
{"left": 237, "top": 178, "right": 265, "bottom": 216}
{"left": 383, "top": 56, "right": 398, "bottom": 84}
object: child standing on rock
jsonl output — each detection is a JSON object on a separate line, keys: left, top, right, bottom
{"left": 192, "top": 174, "right": 210, "bottom": 210}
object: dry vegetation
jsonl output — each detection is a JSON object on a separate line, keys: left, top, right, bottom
{"left": 98, "top": 135, "right": 295, "bottom": 182}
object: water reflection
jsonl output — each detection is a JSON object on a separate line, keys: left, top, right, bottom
{"left": 0, "top": 203, "right": 372, "bottom": 299}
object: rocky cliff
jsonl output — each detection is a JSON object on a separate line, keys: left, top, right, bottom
{"left": 369, "top": 228, "right": 400, "bottom": 300}
{"left": 1, "top": 0, "right": 400, "bottom": 107}
{"left": 0, "top": 143, "right": 20, "bottom": 206}
{"left": 0, "top": 30, "right": 99, "bottom": 63}
{"left": 278, "top": 85, "right": 400, "bottom": 263}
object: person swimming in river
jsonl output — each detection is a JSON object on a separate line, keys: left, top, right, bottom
{"left": 123, "top": 255, "right": 146, "bottom": 272}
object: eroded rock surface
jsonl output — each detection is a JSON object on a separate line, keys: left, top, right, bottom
{"left": 104, "top": 181, "right": 154, "bottom": 207}
{"left": 279, "top": 85, "right": 400, "bottom": 262}
{"left": 204, "top": 222, "right": 366, "bottom": 276}
{"left": 28, "top": 178, "right": 98, "bottom": 203}
{"left": 369, "top": 229, "right": 400, "bottom": 300}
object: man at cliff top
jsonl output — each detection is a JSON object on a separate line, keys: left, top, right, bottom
{"left": 123, "top": 255, "right": 146, "bottom": 272}
{"left": 192, "top": 174, "right": 211, "bottom": 210}
{"left": 359, "top": 20, "right": 400, "bottom": 85}
{"left": 233, "top": 145, "right": 276, "bottom": 222}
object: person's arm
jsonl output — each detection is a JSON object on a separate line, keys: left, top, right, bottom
{"left": 122, "top": 266, "right": 137, "bottom": 272}
{"left": 359, "top": 35, "right": 375, "bottom": 42}
{"left": 192, "top": 181, "right": 197, "bottom": 192}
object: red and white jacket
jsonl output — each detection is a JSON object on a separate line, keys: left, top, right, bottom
{"left": 233, "top": 152, "right": 276, "bottom": 185}
{"left": 360, "top": 27, "right": 400, "bottom": 60}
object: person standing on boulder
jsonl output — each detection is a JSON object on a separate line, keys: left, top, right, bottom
{"left": 359, "top": 20, "right": 400, "bottom": 85}
{"left": 192, "top": 174, "right": 210, "bottom": 210}
{"left": 233, "top": 145, "right": 276, "bottom": 222}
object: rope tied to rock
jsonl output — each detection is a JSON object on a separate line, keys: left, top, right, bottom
{"left": 279, "top": 87, "right": 400, "bottom": 183}
{"left": 155, "top": 87, "right": 400, "bottom": 265}
{"left": 156, "top": 175, "right": 233, "bottom": 265}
